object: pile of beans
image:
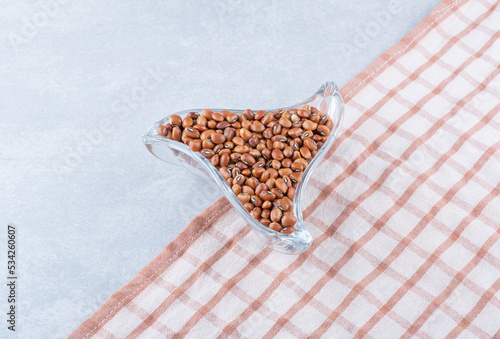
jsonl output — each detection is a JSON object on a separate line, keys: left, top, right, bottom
{"left": 156, "top": 106, "right": 333, "bottom": 234}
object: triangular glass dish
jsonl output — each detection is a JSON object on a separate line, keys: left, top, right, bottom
{"left": 142, "top": 81, "right": 344, "bottom": 254}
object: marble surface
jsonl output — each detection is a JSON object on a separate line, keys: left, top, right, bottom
{"left": 0, "top": 0, "right": 442, "bottom": 337}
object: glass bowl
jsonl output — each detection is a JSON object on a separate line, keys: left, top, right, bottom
{"left": 142, "top": 81, "right": 344, "bottom": 254}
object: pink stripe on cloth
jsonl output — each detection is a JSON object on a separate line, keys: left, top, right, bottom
{"left": 69, "top": 0, "right": 500, "bottom": 337}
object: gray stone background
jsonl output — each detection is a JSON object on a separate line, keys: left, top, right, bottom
{"left": 0, "top": 0, "right": 442, "bottom": 337}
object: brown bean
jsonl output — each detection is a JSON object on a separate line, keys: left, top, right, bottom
{"left": 250, "top": 195, "right": 263, "bottom": 207}
{"left": 242, "top": 185, "right": 254, "bottom": 195}
{"left": 271, "top": 188, "right": 283, "bottom": 199}
{"left": 211, "top": 133, "right": 226, "bottom": 144}
{"left": 275, "top": 198, "right": 290, "bottom": 211}
{"left": 197, "top": 116, "right": 208, "bottom": 126}
{"left": 302, "top": 119, "right": 317, "bottom": 130}
{"left": 295, "top": 109, "right": 308, "bottom": 118}
{"left": 252, "top": 167, "right": 265, "bottom": 178}
{"left": 278, "top": 117, "right": 292, "bottom": 128}
{"left": 260, "top": 190, "right": 276, "bottom": 201}
{"left": 249, "top": 149, "right": 261, "bottom": 159}
{"left": 189, "top": 139, "right": 202, "bottom": 152}
{"left": 219, "top": 166, "right": 231, "bottom": 180}
{"left": 185, "top": 127, "right": 200, "bottom": 139}
{"left": 211, "top": 112, "right": 224, "bottom": 122}
{"left": 281, "top": 227, "right": 294, "bottom": 234}
{"left": 288, "top": 127, "right": 302, "bottom": 139}
{"left": 239, "top": 168, "right": 250, "bottom": 176}
{"left": 241, "top": 153, "right": 256, "bottom": 166}
{"left": 157, "top": 125, "right": 167, "bottom": 136}
{"left": 201, "top": 148, "right": 215, "bottom": 158}
{"left": 290, "top": 151, "right": 301, "bottom": 161}
{"left": 326, "top": 119, "right": 334, "bottom": 131}
{"left": 263, "top": 128, "right": 273, "bottom": 139}
{"left": 260, "top": 169, "right": 271, "bottom": 182}
{"left": 282, "top": 146, "right": 294, "bottom": 158}
{"left": 250, "top": 208, "right": 262, "bottom": 219}
{"left": 249, "top": 136, "right": 259, "bottom": 147}
{"left": 234, "top": 145, "right": 251, "bottom": 153}
{"left": 233, "top": 174, "right": 246, "bottom": 186}
{"left": 162, "top": 106, "right": 328, "bottom": 233}
{"left": 273, "top": 124, "right": 282, "bottom": 135}
{"left": 193, "top": 124, "right": 207, "bottom": 132}
{"left": 214, "top": 144, "right": 223, "bottom": 154}
{"left": 290, "top": 171, "right": 302, "bottom": 184}
{"left": 232, "top": 136, "right": 245, "bottom": 146}
{"left": 227, "top": 114, "right": 239, "bottom": 123}
{"left": 220, "top": 146, "right": 231, "bottom": 154}
{"left": 230, "top": 153, "right": 241, "bottom": 162}
{"left": 261, "top": 148, "right": 272, "bottom": 160}
{"left": 271, "top": 208, "right": 282, "bottom": 223}
{"left": 262, "top": 201, "right": 272, "bottom": 210}
{"left": 240, "top": 128, "right": 253, "bottom": 141}
{"left": 254, "top": 110, "right": 266, "bottom": 120}
{"left": 281, "top": 215, "right": 297, "bottom": 227}
{"left": 211, "top": 154, "right": 220, "bottom": 166}
{"left": 260, "top": 219, "right": 271, "bottom": 227}
{"left": 261, "top": 112, "right": 274, "bottom": 125}
{"left": 269, "top": 222, "right": 282, "bottom": 232}
{"left": 271, "top": 135, "right": 287, "bottom": 143}
{"left": 271, "top": 160, "right": 281, "bottom": 170}
{"left": 182, "top": 117, "right": 193, "bottom": 128}
{"left": 304, "top": 138, "right": 317, "bottom": 151}
{"left": 217, "top": 121, "right": 230, "bottom": 129}
{"left": 310, "top": 113, "right": 320, "bottom": 123}
{"left": 275, "top": 179, "right": 288, "bottom": 194}
{"left": 232, "top": 184, "right": 242, "bottom": 194}
{"left": 317, "top": 125, "right": 330, "bottom": 136}
{"left": 172, "top": 126, "right": 181, "bottom": 141}
{"left": 241, "top": 120, "right": 252, "bottom": 130}
{"left": 312, "top": 134, "right": 322, "bottom": 142}
{"left": 267, "top": 168, "right": 279, "bottom": 179}
{"left": 243, "top": 109, "right": 253, "bottom": 120}
{"left": 301, "top": 130, "right": 313, "bottom": 140}
{"left": 282, "top": 158, "right": 292, "bottom": 168}
{"left": 278, "top": 168, "right": 293, "bottom": 177}
{"left": 238, "top": 193, "right": 251, "bottom": 204}
{"left": 300, "top": 146, "right": 312, "bottom": 159}
{"left": 244, "top": 202, "right": 254, "bottom": 212}
{"left": 220, "top": 153, "right": 230, "bottom": 167}
{"left": 201, "top": 109, "right": 213, "bottom": 119}
{"left": 170, "top": 115, "right": 182, "bottom": 126}
{"left": 200, "top": 130, "right": 215, "bottom": 140}
{"left": 202, "top": 139, "right": 215, "bottom": 149}
{"left": 251, "top": 121, "right": 265, "bottom": 132}
{"left": 289, "top": 139, "right": 300, "bottom": 151}
{"left": 187, "top": 112, "right": 199, "bottom": 119}
{"left": 271, "top": 148, "right": 284, "bottom": 161}
{"left": 207, "top": 120, "right": 217, "bottom": 129}
{"left": 255, "top": 183, "right": 269, "bottom": 196}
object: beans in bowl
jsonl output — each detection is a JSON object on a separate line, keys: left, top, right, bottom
{"left": 156, "top": 106, "right": 333, "bottom": 234}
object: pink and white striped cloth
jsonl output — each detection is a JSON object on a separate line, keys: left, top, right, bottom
{"left": 70, "top": 0, "right": 500, "bottom": 337}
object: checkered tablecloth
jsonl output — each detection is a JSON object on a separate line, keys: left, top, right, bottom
{"left": 70, "top": 0, "right": 500, "bottom": 337}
